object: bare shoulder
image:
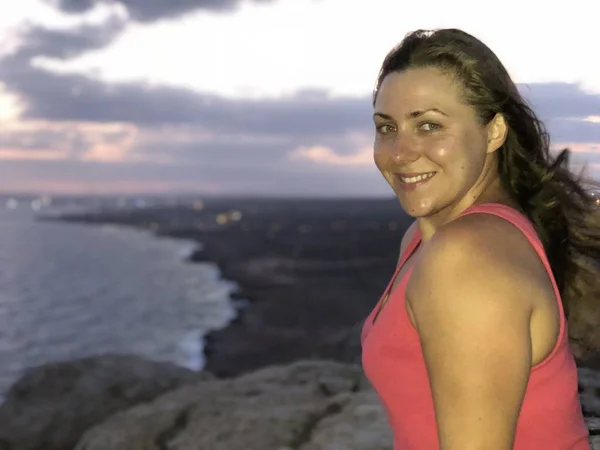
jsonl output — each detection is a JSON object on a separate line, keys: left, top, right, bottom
{"left": 407, "top": 211, "right": 546, "bottom": 344}
{"left": 407, "top": 213, "right": 544, "bottom": 448}
{"left": 412, "top": 212, "right": 545, "bottom": 296}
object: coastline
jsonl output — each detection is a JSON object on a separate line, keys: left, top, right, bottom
{"left": 33, "top": 213, "right": 243, "bottom": 374}
{"left": 39, "top": 197, "right": 600, "bottom": 376}
{"left": 157, "top": 198, "right": 412, "bottom": 377}
{"left": 41, "top": 197, "right": 410, "bottom": 377}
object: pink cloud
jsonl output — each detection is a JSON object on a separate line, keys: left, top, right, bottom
{"left": 0, "top": 149, "right": 66, "bottom": 160}
{"left": 0, "top": 179, "right": 222, "bottom": 196}
{"left": 289, "top": 145, "right": 373, "bottom": 166}
{"left": 553, "top": 142, "right": 600, "bottom": 153}
{"left": 0, "top": 119, "right": 139, "bottom": 162}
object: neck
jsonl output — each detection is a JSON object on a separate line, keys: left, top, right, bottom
{"left": 417, "top": 175, "right": 512, "bottom": 242}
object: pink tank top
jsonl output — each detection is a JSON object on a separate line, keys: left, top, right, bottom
{"left": 361, "top": 203, "right": 590, "bottom": 449}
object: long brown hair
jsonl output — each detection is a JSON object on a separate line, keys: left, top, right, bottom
{"left": 373, "top": 29, "right": 600, "bottom": 360}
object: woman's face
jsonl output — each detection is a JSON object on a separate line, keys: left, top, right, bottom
{"left": 373, "top": 67, "right": 505, "bottom": 219}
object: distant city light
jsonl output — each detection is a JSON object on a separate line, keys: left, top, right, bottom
{"left": 5, "top": 198, "right": 18, "bottom": 209}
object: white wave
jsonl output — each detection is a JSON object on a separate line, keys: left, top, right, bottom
{"left": 177, "top": 241, "right": 200, "bottom": 260}
{"left": 176, "top": 329, "right": 205, "bottom": 371}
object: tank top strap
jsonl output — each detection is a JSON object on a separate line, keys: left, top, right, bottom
{"left": 457, "top": 203, "right": 546, "bottom": 262}
{"left": 456, "top": 203, "right": 553, "bottom": 282}
{"left": 398, "top": 226, "right": 422, "bottom": 269}
{"left": 369, "top": 225, "right": 421, "bottom": 323}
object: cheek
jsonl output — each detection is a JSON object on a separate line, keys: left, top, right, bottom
{"left": 421, "top": 136, "right": 458, "bottom": 171}
{"left": 373, "top": 139, "right": 391, "bottom": 171}
{"left": 424, "top": 133, "right": 485, "bottom": 181}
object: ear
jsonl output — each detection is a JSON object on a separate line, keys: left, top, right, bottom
{"left": 486, "top": 113, "right": 508, "bottom": 154}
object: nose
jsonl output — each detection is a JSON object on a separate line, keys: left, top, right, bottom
{"left": 390, "top": 134, "right": 419, "bottom": 164}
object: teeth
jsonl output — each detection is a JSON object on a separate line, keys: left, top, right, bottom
{"left": 400, "top": 172, "right": 436, "bottom": 184}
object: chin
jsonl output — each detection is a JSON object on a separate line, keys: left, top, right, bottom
{"left": 394, "top": 193, "right": 445, "bottom": 219}
{"left": 396, "top": 198, "right": 434, "bottom": 218}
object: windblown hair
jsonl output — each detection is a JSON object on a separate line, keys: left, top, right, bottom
{"left": 373, "top": 28, "right": 600, "bottom": 360}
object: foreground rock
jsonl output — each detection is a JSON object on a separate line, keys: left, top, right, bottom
{"left": 76, "top": 360, "right": 392, "bottom": 450}
{"left": 75, "top": 360, "right": 600, "bottom": 450}
{"left": 0, "top": 355, "right": 208, "bottom": 450}
{"left": 580, "top": 367, "right": 600, "bottom": 448}
{"left": 1, "top": 355, "right": 599, "bottom": 450}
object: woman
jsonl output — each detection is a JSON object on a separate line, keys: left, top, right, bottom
{"left": 361, "top": 28, "right": 600, "bottom": 450}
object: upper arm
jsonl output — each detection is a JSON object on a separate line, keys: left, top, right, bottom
{"left": 408, "top": 215, "right": 536, "bottom": 450}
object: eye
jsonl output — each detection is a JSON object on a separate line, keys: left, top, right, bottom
{"left": 419, "top": 121, "right": 441, "bottom": 132}
{"left": 376, "top": 124, "right": 396, "bottom": 134}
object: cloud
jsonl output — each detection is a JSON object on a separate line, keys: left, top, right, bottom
{"left": 2, "top": 9, "right": 598, "bottom": 144}
{"left": 0, "top": 119, "right": 139, "bottom": 161}
{"left": 15, "top": 18, "right": 126, "bottom": 61}
{"left": 43, "top": 0, "right": 277, "bottom": 23}
{"left": 557, "top": 143, "right": 600, "bottom": 168}
{"left": 0, "top": 19, "right": 371, "bottom": 136}
{"left": 545, "top": 117, "right": 600, "bottom": 144}
{"left": 6, "top": 39, "right": 596, "bottom": 152}
{"left": 2, "top": 59, "right": 372, "bottom": 136}
{"left": 289, "top": 145, "right": 373, "bottom": 166}
{"left": 3, "top": 26, "right": 598, "bottom": 144}
{"left": 127, "top": 126, "right": 374, "bottom": 179}
{"left": 521, "top": 83, "right": 600, "bottom": 121}
{"left": 0, "top": 10, "right": 599, "bottom": 195}
{"left": 0, "top": 155, "right": 386, "bottom": 196}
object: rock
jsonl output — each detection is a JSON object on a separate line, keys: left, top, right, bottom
{"left": 329, "top": 321, "right": 364, "bottom": 366}
{"left": 3, "top": 356, "right": 600, "bottom": 450}
{"left": 582, "top": 367, "right": 600, "bottom": 449}
{"left": 186, "top": 248, "right": 211, "bottom": 263}
{"left": 299, "top": 389, "right": 392, "bottom": 450}
{"left": 579, "top": 367, "right": 600, "bottom": 449}
{"left": 588, "top": 417, "right": 600, "bottom": 449}
{"left": 75, "top": 360, "right": 386, "bottom": 450}
{"left": 580, "top": 367, "right": 600, "bottom": 417}
{"left": 0, "top": 354, "right": 207, "bottom": 450}
{"left": 75, "top": 362, "right": 600, "bottom": 450}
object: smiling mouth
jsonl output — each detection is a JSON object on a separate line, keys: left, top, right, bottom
{"left": 395, "top": 172, "right": 436, "bottom": 184}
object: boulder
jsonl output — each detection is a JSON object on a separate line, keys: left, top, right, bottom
{"left": 299, "top": 389, "right": 392, "bottom": 450}
{"left": 0, "top": 354, "right": 206, "bottom": 450}
{"left": 75, "top": 360, "right": 389, "bottom": 450}
{"left": 580, "top": 367, "right": 600, "bottom": 449}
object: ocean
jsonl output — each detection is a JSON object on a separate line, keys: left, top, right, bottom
{"left": 0, "top": 204, "right": 237, "bottom": 395}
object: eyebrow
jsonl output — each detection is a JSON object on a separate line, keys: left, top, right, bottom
{"left": 373, "top": 108, "right": 448, "bottom": 120}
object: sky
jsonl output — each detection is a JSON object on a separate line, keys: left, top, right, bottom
{"left": 0, "top": 0, "right": 599, "bottom": 197}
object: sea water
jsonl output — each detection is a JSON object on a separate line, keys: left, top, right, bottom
{"left": 0, "top": 206, "right": 237, "bottom": 396}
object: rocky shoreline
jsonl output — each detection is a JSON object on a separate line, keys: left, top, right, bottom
{"left": 47, "top": 197, "right": 410, "bottom": 376}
